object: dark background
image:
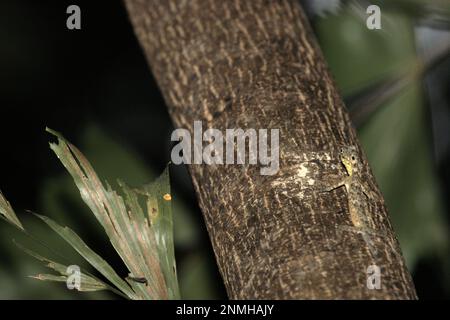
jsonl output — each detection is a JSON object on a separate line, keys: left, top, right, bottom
{"left": 0, "top": 0, "right": 449, "bottom": 299}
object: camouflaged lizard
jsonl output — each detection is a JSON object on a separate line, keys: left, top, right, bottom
{"left": 325, "top": 146, "right": 381, "bottom": 258}
{"left": 271, "top": 145, "right": 382, "bottom": 258}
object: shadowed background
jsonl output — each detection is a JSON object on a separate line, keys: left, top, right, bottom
{"left": 0, "top": 0, "right": 448, "bottom": 299}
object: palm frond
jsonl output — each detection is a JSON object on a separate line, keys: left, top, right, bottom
{"left": 0, "top": 128, "right": 180, "bottom": 300}
{"left": 0, "top": 191, "right": 24, "bottom": 231}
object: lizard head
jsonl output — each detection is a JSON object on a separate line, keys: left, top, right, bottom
{"left": 339, "top": 146, "right": 358, "bottom": 176}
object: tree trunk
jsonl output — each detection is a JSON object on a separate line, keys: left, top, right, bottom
{"left": 124, "top": 0, "right": 417, "bottom": 299}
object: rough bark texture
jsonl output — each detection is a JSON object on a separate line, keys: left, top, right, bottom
{"left": 124, "top": 0, "right": 417, "bottom": 299}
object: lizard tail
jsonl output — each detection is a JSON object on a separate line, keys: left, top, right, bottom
{"left": 362, "top": 232, "right": 379, "bottom": 260}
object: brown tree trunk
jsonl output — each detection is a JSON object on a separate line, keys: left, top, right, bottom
{"left": 124, "top": 0, "right": 417, "bottom": 299}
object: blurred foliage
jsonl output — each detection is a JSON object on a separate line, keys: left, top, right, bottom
{"left": 39, "top": 123, "right": 217, "bottom": 299}
{"left": 1, "top": 129, "right": 181, "bottom": 299}
{"left": 0, "top": 0, "right": 448, "bottom": 299}
{"left": 0, "top": 124, "right": 219, "bottom": 299}
{"left": 41, "top": 124, "right": 219, "bottom": 299}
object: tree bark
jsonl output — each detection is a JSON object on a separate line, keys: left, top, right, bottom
{"left": 124, "top": 0, "right": 417, "bottom": 299}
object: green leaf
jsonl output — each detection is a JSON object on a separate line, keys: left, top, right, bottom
{"left": 15, "top": 241, "right": 111, "bottom": 293}
{"left": 29, "top": 274, "right": 108, "bottom": 292}
{"left": 128, "top": 166, "right": 180, "bottom": 299}
{"left": 0, "top": 191, "right": 24, "bottom": 231}
{"left": 46, "top": 128, "right": 180, "bottom": 299}
{"left": 33, "top": 213, "right": 137, "bottom": 299}
{"left": 39, "top": 125, "right": 197, "bottom": 297}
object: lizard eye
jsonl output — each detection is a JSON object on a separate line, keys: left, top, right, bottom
{"left": 351, "top": 156, "right": 355, "bottom": 161}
